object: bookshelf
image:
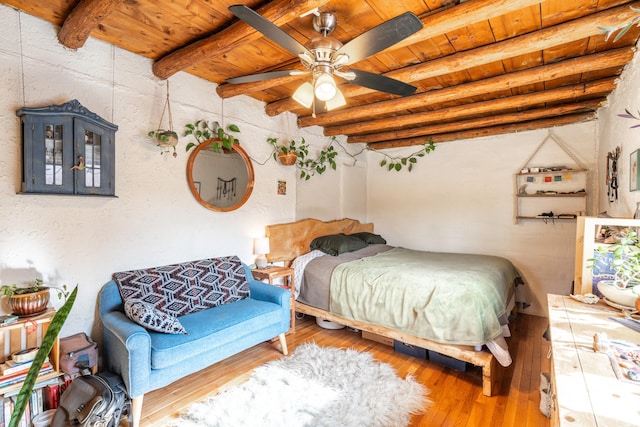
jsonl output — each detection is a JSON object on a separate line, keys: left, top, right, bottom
{"left": 0, "top": 308, "right": 60, "bottom": 396}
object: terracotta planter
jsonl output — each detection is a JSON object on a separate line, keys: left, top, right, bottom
{"left": 8, "top": 288, "right": 50, "bottom": 316}
{"left": 278, "top": 153, "right": 297, "bottom": 166}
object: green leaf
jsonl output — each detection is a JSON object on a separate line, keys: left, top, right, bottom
{"left": 228, "top": 124, "right": 240, "bottom": 133}
{"left": 9, "top": 286, "right": 77, "bottom": 427}
{"left": 380, "top": 160, "right": 387, "bottom": 167}
{"left": 185, "top": 142, "right": 195, "bottom": 152}
{"left": 388, "top": 163, "right": 394, "bottom": 171}
{"left": 408, "top": 163, "right": 413, "bottom": 172}
{"left": 395, "top": 163, "right": 402, "bottom": 171}
{"left": 409, "top": 157, "right": 417, "bottom": 163}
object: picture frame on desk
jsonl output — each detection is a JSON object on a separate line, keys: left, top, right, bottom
{"left": 630, "top": 149, "right": 640, "bottom": 191}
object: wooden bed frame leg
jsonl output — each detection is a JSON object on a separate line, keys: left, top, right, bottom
{"left": 482, "top": 357, "right": 496, "bottom": 397}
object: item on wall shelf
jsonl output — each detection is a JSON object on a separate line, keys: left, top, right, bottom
{"left": 513, "top": 130, "right": 588, "bottom": 224}
{"left": 148, "top": 80, "right": 178, "bottom": 157}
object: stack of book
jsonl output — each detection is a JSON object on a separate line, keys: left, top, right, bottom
{"left": 0, "top": 357, "right": 52, "bottom": 389}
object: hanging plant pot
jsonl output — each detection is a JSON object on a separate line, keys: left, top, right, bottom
{"left": 278, "top": 152, "right": 297, "bottom": 166}
{"left": 154, "top": 130, "right": 179, "bottom": 148}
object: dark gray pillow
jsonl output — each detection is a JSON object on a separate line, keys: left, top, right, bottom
{"left": 310, "top": 233, "right": 368, "bottom": 256}
{"left": 349, "top": 232, "right": 387, "bottom": 245}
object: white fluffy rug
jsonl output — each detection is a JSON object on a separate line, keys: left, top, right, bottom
{"left": 170, "top": 342, "right": 429, "bottom": 427}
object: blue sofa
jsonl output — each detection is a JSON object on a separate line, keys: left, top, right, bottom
{"left": 98, "top": 260, "right": 290, "bottom": 427}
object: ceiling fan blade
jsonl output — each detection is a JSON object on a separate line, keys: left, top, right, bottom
{"left": 347, "top": 70, "right": 417, "bottom": 96}
{"left": 229, "top": 5, "right": 309, "bottom": 57}
{"left": 336, "top": 12, "right": 423, "bottom": 65}
{"left": 226, "top": 70, "right": 304, "bottom": 84}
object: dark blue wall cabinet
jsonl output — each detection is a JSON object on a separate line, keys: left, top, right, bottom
{"left": 17, "top": 100, "right": 118, "bottom": 196}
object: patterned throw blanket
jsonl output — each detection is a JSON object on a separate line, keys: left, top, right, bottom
{"left": 114, "top": 256, "right": 250, "bottom": 318}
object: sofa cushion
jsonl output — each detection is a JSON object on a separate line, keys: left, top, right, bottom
{"left": 113, "top": 256, "right": 251, "bottom": 325}
{"left": 148, "top": 298, "right": 284, "bottom": 369}
{"left": 124, "top": 300, "right": 187, "bottom": 334}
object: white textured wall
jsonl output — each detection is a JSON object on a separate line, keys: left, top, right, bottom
{"left": 0, "top": 8, "right": 361, "bottom": 337}
{"left": 366, "top": 124, "right": 598, "bottom": 316}
{"left": 598, "top": 44, "right": 640, "bottom": 217}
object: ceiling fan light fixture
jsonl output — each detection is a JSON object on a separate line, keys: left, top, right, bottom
{"left": 325, "top": 87, "right": 346, "bottom": 110}
{"left": 292, "top": 82, "right": 314, "bottom": 108}
{"left": 314, "top": 72, "right": 337, "bottom": 101}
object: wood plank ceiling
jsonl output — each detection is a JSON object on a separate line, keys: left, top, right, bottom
{"left": 3, "top": 0, "right": 640, "bottom": 149}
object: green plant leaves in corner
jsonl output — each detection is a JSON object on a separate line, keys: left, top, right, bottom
{"left": 9, "top": 286, "right": 77, "bottom": 427}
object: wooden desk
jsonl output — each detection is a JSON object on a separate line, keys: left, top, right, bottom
{"left": 547, "top": 294, "right": 640, "bottom": 427}
{"left": 251, "top": 266, "right": 295, "bottom": 333}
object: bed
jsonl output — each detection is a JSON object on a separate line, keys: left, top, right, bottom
{"left": 265, "top": 218, "right": 522, "bottom": 397}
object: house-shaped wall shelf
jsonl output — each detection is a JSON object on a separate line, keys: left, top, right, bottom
{"left": 514, "top": 131, "right": 588, "bottom": 224}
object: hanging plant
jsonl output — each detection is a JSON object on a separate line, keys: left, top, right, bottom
{"left": 184, "top": 120, "right": 240, "bottom": 152}
{"left": 148, "top": 80, "right": 179, "bottom": 157}
{"left": 267, "top": 137, "right": 337, "bottom": 180}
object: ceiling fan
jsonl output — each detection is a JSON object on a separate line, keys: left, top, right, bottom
{"left": 226, "top": 5, "right": 423, "bottom": 114}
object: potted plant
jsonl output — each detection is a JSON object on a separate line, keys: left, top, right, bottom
{"left": 148, "top": 129, "right": 179, "bottom": 157}
{"left": 148, "top": 80, "right": 179, "bottom": 157}
{"left": 1, "top": 279, "right": 68, "bottom": 316}
{"left": 268, "top": 137, "right": 305, "bottom": 166}
{"left": 590, "top": 230, "right": 640, "bottom": 309}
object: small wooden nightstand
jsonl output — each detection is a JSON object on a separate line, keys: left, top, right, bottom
{"left": 251, "top": 266, "right": 295, "bottom": 333}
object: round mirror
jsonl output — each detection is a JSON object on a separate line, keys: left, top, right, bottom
{"left": 186, "top": 139, "right": 254, "bottom": 212}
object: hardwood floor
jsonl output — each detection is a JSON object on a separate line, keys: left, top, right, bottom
{"left": 141, "top": 312, "right": 551, "bottom": 426}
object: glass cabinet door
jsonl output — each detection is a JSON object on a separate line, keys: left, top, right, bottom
{"left": 24, "top": 116, "right": 74, "bottom": 194}
{"left": 74, "top": 119, "right": 114, "bottom": 196}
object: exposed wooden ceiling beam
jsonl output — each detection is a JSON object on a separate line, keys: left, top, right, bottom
{"left": 296, "top": 48, "right": 634, "bottom": 128}
{"left": 266, "top": 2, "right": 640, "bottom": 116}
{"left": 368, "top": 113, "right": 596, "bottom": 150}
{"left": 57, "top": 0, "right": 125, "bottom": 49}
{"left": 349, "top": 100, "right": 602, "bottom": 144}
{"left": 152, "top": 0, "right": 331, "bottom": 80}
{"left": 325, "top": 79, "right": 616, "bottom": 136}
{"left": 216, "top": 0, "right": 545, "bottom": 98}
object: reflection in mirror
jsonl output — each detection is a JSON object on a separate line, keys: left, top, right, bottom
{"left": 186, "top": 139, "right": 254, "bottom": 212}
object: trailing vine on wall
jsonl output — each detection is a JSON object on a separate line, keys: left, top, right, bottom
{"left": 183, "top": 120, "right": 241, "bottom": 152}
{"left": 266, "top": 136, "right": 436, "bottom": 180}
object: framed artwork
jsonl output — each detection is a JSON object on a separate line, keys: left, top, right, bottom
{"left": 631, "top": 150, "right": 640, "bottom": 192}
{"left": 277, "top": 180, "right": 286, "bottom": 195}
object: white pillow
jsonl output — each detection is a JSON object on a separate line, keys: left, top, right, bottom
{"left": 290, "top": 250, "right": 325, "bottom": 299}
{"left": 124, "top": 300, "right": 187, "bottom": 334}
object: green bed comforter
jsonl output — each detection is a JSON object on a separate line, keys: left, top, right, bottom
{"left": 329, "top": 247, "right": 519, "bottom": 346}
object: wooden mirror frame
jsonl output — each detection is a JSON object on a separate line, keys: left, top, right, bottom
{"left": 186, "top": 139, "right": 254, "bottom": 212}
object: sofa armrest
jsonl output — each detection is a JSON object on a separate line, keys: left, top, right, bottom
{"left": 101, "top": 310, "right": 152, "bottom": 397}
{"left": 250, "top": 280, "right": 290, "bottom": 309}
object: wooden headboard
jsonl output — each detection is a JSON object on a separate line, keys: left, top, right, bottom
{"left": 266, "top": 218, "right": 373, "bottom": 264}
